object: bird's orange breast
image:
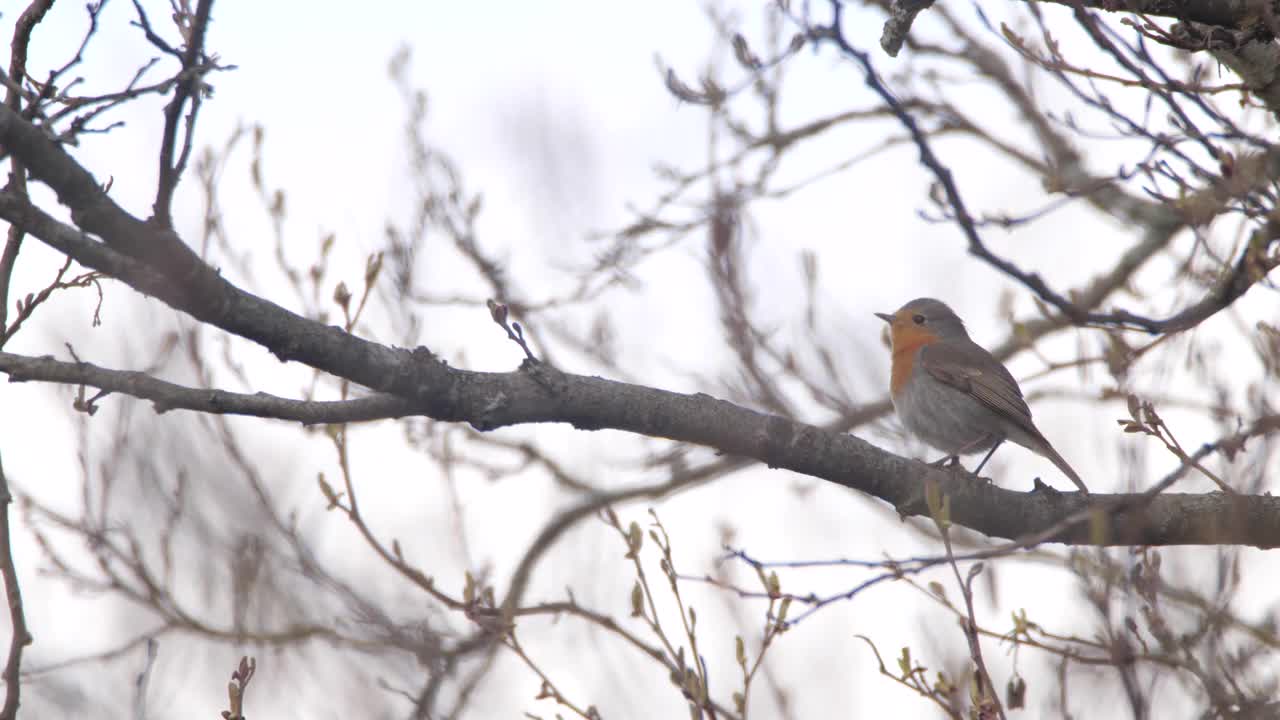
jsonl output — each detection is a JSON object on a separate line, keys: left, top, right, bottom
{"left": 888, "top": 326, "right": 938, "bottom": 396}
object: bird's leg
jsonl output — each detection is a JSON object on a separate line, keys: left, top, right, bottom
{"left": 927, "top": 435, "right": 1001, "bottom": 474}
{"left": 971, "top": 438, "right": 1004, "bottom": 476}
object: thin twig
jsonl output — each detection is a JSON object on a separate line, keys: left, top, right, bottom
{"left": 131, "top": 638, "right": 158, "bottom": 720}
{"left": 152, "top": 0, "right": 216, "bottom": 225}
{"left": 0, "top": 350, "right": 418, "bottom": 422}
{"left": 0, "top": 449, "right": 31, "bottom": 720}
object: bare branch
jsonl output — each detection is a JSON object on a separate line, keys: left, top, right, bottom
{"left": 805, "top": 2, "right": 1279, "bottom": 335}
{"left": 0, "top": 351, "right": 415, "bottom": 423}
{"left": 0, "top": 0, "right": 56, "bottom": 339}
{"left": 0, "top": 451, "right": 31, "bottom": 720}
{"left": 1032, "top": 0, "right": 1280, "bottom": 33}
{"left": 881, "top": 0, "right": 936, "bottom": 56}
{"left": 152, "top": 0, "right": 217, "bottom": 226}
{"left": 3, "top": 348, "right": 1278, "bottom": 547}
{"left": 1196, "top": 23, "right": 1280, "bottom": 119}
{"left": 131, "top": 639, "right": 158, "bottom": 720}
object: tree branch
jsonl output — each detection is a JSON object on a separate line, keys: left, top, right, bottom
{"left": 0, "top": 451, "right": 30, "bottom": 720}
{"left": 0, "top": 7, "right": 54, "bottom": 715}
{"left": 1197, "top": 24, "right": 1280, "bottom": 120}
{"left": 0, "top": 102, "right": 205, "bottom": 282}
{"left": 882, "top": 0, "right": 1276, "bottom": 57}
{"left": 1034, "top": 0, "right": 1277, "bottom": 32}
{"left": 1, "top": 0, "right": 56, "bottom": 338}
{"left": 1, "top": 348, "right": 1277, "bottom": 547}
{"left": 816, "top": 3, "right": 1279, "bottom": 335}
{"left": 0, "top": 351, "right": 415, "bottom": 423}
{"left": 881, "top": 0, "right": 935, "bottom": 56}
{"left": 152, "top": 0, "right": 215, "bottom": 226}
{"left": 0, "top": 75, "right": 1276, "bottom": 548}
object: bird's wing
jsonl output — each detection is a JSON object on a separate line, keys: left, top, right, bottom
{"left": 919, "top": 341, "right": 1041, "bottom": 437}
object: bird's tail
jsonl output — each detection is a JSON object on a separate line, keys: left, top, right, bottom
{"left": 1036, "top": 440, "right": 1089, "bottom": 495}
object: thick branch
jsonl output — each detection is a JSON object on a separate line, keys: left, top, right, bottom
{"left": 1, "top": 348, "right": 1278, "bottom": 547}
{"left": 881, "top": 0, "right": 935, "bottom": 56}
{"left": 882, "top": 0, "right": 1272, "bottom": 58}
{"left": 0, "top": 89, "right": 1275, "bottom": 547}
{"left": 1035, "top": 0, "right": 1274, "bottom": 31}
{"left": 0, "top": 102, "right": 204, "bottom": 281}
{"left": 1201, "top": 28, "right": 1280, "bottom": 120}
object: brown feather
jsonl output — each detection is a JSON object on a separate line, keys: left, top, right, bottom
{"left": 919, "top": 340, "right": 1041, "bottom": 438}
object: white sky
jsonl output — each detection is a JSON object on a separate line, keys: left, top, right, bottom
{"left": 1, "top": 1, "right": 1276, "bottom": 718}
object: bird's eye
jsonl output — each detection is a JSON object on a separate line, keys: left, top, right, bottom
{"left": 912, "top": 314, "right": 926, "bottom": 325}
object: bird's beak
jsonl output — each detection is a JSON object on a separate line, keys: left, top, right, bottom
{"left": 874, "top": 312, "right": 893, "bottom": 323}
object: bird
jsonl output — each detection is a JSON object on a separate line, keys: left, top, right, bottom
{"left": 875, "top": 297, "right": 1089, "bottom": 494}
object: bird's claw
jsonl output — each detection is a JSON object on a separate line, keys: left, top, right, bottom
{"left": 929, "top": 454, "right": 962, "bottom": 470}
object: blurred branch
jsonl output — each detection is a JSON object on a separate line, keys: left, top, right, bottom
{"left": 706, "top": 196, "right": 794, "bottom": 416}
{"left": 25, "top": 628, "right": 164, "bottom": 676}
{"left": 320, "top": 427, "right": 474, "bottom": 616}
{"left": 0, "top": 451, "right": 30, "bottom": 720}
{"left": 131, "top": 638, "right": 157, "bottom": 720}
{"left": 22, "top": 492, "right": 381, "bottom": 651}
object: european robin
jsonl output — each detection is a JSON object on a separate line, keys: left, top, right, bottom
{"left": 875, "top": 298, "right": 1089, "bottom": 494}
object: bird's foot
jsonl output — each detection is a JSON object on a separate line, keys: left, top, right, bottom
{"left": 928, "top": 454, "right": 963, "bottom": 470}
{"left": 1030, "top": 478, "right": 1064, "bottom": 497}
{"left": 1031, "top": 477, "right": 1090, "bottom": 500}
{"left": 929, "top": 455, "right": 977, "bottom": 478}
